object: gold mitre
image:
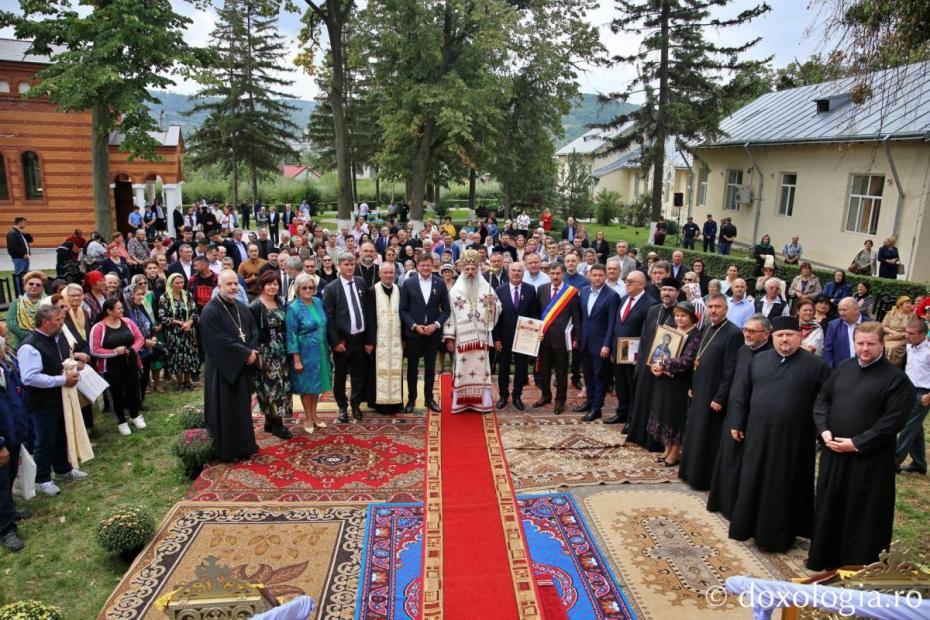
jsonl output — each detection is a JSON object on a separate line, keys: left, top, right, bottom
{"left": 462, "top": 249, "right": 479, "bottom": 265}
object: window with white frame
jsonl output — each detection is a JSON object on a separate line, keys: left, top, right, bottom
{"left": 845, "top": 174, "right": 884, "bottom": 234}
{"left": 697, "top": 169, "right": 708, "bottom": 207}
{"left": 724, "top": 169, "right": 743, "bottom": 211}
{"left": 0, "top": 81, "right": 10, "bottom": 93}
{"left": 778, "top": 173, "right": 797, "bottom": 216}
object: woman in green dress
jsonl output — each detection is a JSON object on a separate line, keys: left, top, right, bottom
{"left": 249, "top": 270, "right": 293, "bottom": 439}
{"left": 286, "top": 273, "right": 332, "bottom": 433}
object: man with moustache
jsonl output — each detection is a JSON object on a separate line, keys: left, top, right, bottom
{"left": 575, "top": 264, "right": 620, "bottom": 421}
{"left": 678, "top": 293, "right": 743, "bottom": 491}
{"left": 355, "top": 241, "right": 380, "bottom": 288}
{"left": 364, "top": 262, "right": 404, "bottom": 415}
{"left": 606, "top": 270, "right": 657, "bottom": 426}
{"left": 493, "top": 262, "right": 538, "bottom": 411}
{"left": 728, "top": 316, "right": 831, "bottom": 552}
{"left": 707, "top": 313, "right": 772, "bottom": 518}
{"left": 533, "top": 262, "right": 580, "bottom": 415}
{"left": 625, "top": 277, "right": 680, "bottom": 450}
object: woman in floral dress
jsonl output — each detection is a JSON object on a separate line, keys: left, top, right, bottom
{"left": 249, "top": 270, "right": 293, "bottom": 439}
{"left": 158, "top": 273, "right": 199, "bottom": 390}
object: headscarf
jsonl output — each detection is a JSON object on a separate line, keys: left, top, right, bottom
{"left": 83, "top": 270, "right": 105, "bottom": 293}
{"left": 62, "top": 283, "right": 87, "bottom": 334}
{"left": 163, "top": 272, "right": 191, "bottom": 319}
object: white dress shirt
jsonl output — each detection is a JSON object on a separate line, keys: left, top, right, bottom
{"left": 607, "top": 279, "right": 627, "bottom": 298}
{"left": 419, "top": 275, "right": 433, "bottom": 305}
{"left": 845, "top": 315, "right": 863, "bottom": 359}
{"left": 905, "top": 339, "right": 930, "bottom": 390}
{"left": 619, "top": 291, "right": 643, "bottom": 321}
{"left": 340, "top": 276, "right": 365, "bottom": 334}
{"left": 587, "top": 285, "right": 603, "bottom": 314}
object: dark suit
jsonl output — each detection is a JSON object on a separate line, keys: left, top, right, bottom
{"left": 256, "top": 238, "right": 272, "bottom": 260}
{"left": 165, "top": 260, "right": 193, "bottom": 288}
{"left": 323, "top": 276, "right": 369, "bottom": 410}
{"left": 561, "top": 226, "right": 577, "bottom": 242}
{"left": 267, "top": 212, "right": 280, "bottom": 245}
{"left": 484, "top": 269, "right": 509, "bottom": 290}
{"left": 591, "top": 239, "right": 610, "bottom": 265}
{"left": 753, "top": 297, "right": 787, "bottom": 319}
{"left": 282, "top": 209, "right": 296, "bottom": 227}
{"left": 579, "top": 286, "right": 620, "bottom": 413}
{"left": 823, "top": 317, "right": 859, "bottom": 369}
{"left": 611, "top": 292, "right": 659, "bottom": 421}
{"left": 669, "top": 262, "right": 687, "bottom": 284}
{"left": 399, "top": 275, "right": 451, "bottom": 404}
{"left": 536, "top": 283, "right": 581, "bottom": 404}
{"left": 492, "top": 282, "right": 538, "bottom": 401}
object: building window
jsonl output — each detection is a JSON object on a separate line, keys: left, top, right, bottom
{"left": 724, "top": 169, "right": 743, "bottom": 211}
{"left": 845, "top": 174, "right": 884, "bottom": 234}
{"left": 21, "top": 151, "right": 43, "bottom": 200}
{"left": 17, "top": 82, "right": 31, "bottom": 94}
{"left": 0, "top": 81, "right": 9, "bottom": 93}
{"left": 0, "top": 157, "right": 8, "bottom": 200}
{"left": 697, "top": 169, "right": 708, "bottom": 207}
{"left": 778, "top": 173, "right": 797, "bottom": 216}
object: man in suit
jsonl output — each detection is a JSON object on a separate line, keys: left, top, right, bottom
{"left": 533, "top": 262, "right": 581, "bottom": 415}
{"left": 703, "top": 214, "right": 718, "bottom": 253}
{"left": 669, "top": 250, "right": 687, "bottom": 283}
{"left": 6, "top": 217, "right": 32, "bottom": 297}
{"left": 561, "top": 217, "right": 578, "bottom": 242}
{"left": 607, "top": 270, "right": 657, "bottom": 424}
{"left": 753, "top": 278, "right": 788, "bottom": 318}
{"left": 267, "top": 206, "right": 281, "bottom": 245}
{"left": 166, "top": 243, "right": 195, "bottom": 288}
{"left": 228, "top": 229, "right": 249, "bottom": 270}
{"left": 282, "top": 204, "right": 296, "bottom": 229}
{"left": 493, "top": 261, "right": 538, "bottom": 411}
{"left": 399, "top": 253, "right": 450, "bottom": 413}
{"left": 323, "top": 252, "right": 369, "bottom": 423}
{"left": 823, "top": 297, "right": 862, "bottom": 369}
{"left": 573, "top": 264, "right": 620, "bottom": 421}
{"left": 485, "top": 252, "right": 509, "bottom": 289}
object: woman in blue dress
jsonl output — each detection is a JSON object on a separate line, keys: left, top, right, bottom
{"left": 286, "top": 273, "right": 332, "bottom": 433}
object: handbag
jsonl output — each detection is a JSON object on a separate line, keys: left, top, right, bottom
{"left": 897, "top": 263, "right": 905, "bottom": 275}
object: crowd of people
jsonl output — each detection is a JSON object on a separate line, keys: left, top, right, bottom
{"left": 1, "top": 206, "right": 928, "bottom": 577}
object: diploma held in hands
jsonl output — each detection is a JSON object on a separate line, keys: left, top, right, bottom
{"left": 512, "top": 316, "right": 543, "bottom": 357}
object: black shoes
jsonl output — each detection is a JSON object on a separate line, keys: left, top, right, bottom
{"left": 571, "top": 380, "right": 583, "bottom": 390}
{"left": 901, "top": 463, "right": 927, "bottom": 475}
{"left": 603, "top": 415, "right": 625, "bottom": 425}
{"left": 1, "top": 530, "right": 23, "bottom": 553}
{"left": 352, "top": 406, "right": 363, "bottom": 422}
{"left": 621, "top": 424, "right": 630, "bottom": 434}
{"left": 513, "top": 397, "right": 525, "bottom": 411}
{"left": 553, "top": 401, "right": 564, "bottom": 415}
{"left": 532, "top": 398, "right": 551, "bottom": 408}
{"left": 496, "top": 397, "right": 508, "bottom": 410}
{"left": 271, "top": 426, "right": 292, "bottom": 440}
{"left": 581, "top": 409, "right": 602, "bottom": 422}
{"left": 425, "top": 398, "right": 441, "bottom": 413}
{"left": 404, "top": 401, "right": 415, "bottom": 414}
{"left": 572, "top": 402, "right": 591, "bottom": 413}
{"left": 337, "top": 407, "right": 349, "bottom": 424}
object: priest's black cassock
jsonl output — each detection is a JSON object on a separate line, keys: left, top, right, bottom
{"left": 200, "top": 296, "right": 260, "bottom": 461}
{"left": 807, "top": 355, "right": 913, "bottom": 571}
{"left": 678, "top": 319, "right": 742, "bottom": 490}
{"left": 727, "top": 348, "right": 831, "bottom": 551}
{"left": 707, "top": 340, "right": 771, "bottom": 518}
{"left": 624, "top": 302, "right": 676, "bottom": 452}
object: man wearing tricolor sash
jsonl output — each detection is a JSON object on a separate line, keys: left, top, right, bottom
{"left": 443, "top": 250, "right": 502, "bottom": 413}
{"left": 532, "top": 262, "right": 581, "bottom": 415}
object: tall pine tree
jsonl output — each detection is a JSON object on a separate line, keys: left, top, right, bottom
{"left": 600, "top": 0, "right": 770, "bottom": 229}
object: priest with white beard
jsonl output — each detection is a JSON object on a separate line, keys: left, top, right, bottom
{"left": 443, "top": 250, "right": 502, "bottom": 413}
{"left": 363, "top": 261, "right": 404, "bottom": 414}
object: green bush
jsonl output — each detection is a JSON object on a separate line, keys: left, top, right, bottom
{"left": 173, "top": 428, "right": 216, "bottom": 479}
{"left": 95, "top": 504, "right": 156, "bottom": 555}
{"left": 0, "top": 601, "right": 64, "bottom": 620}
{"left": 594, "top": 189, "right": 622, "bottom": 225}
{"left": 620, "top": 194, "right": 651, "bottom": 227}
{"left": 639, "top": 244, "right": 928, "bottom": 300}
{"left": 178, "top": 405, "right": 205, "bottom": 430}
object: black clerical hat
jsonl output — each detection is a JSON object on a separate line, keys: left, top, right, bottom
{"left": 771, "top": 316, "right": 800, "bottom": 332}
{"left": 660, "top": 277, "right": 680, "bottom": 289}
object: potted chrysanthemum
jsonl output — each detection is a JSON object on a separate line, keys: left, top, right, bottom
{"left": 95, "top": 504, "right": 156, "bottom": 561}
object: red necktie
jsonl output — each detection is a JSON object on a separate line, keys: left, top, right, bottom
{"left": 621, "top": 297, "right": 632, "bottom": 322}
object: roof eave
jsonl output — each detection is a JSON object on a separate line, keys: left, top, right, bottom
{"left": 698, "top": 133, "right": 930, "bottom": 149}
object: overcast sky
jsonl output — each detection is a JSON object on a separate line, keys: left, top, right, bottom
{"left": 0, "top": 0, "right": 832, "bottom": 101}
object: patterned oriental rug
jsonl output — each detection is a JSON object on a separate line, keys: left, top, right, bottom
{"left": 498, "top": 415, "right": 678, "bottom": 491}
{"left": 355, "top": 495, "right": 634, "bottom": 620}
{"left": 576, "top": 484, "right": 810, "bottom": 620}
{"left": 99, "top": 502, "right": 365, "bottom": 620}
{"left": 187, "top": 420, "right": 425, "bottom": 502}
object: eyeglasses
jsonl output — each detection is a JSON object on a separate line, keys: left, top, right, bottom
{"left": 26, "top": 282, "right": 43, "bottom": 287}
{"left": 299, "top": 286, "right": 315, "bottom": 291}
{"left": 742, "top": 328, "right": 766, "bottom": 334}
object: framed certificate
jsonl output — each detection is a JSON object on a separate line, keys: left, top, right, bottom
{"left": 614, "top": 337, "right": 640, "bottom": 364}
{"left": 512, "top": 316, "right": 543, "bottom": 357}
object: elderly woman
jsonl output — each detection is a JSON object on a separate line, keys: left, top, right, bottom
{"left": 286, "top": 273, "right": 331, "bottom": 433}
{"left": 124, "top": 277, "right": 158, "bottom": 406}
{"left": 796, "top": 297, "right": 824, "bottom": 356}
{"left": 6, "top": 270, "right": 49, "bottom": 349}
{"left": 705, "top": 279, "right": 723, "bottom": 302}
{"left": 158, "top": 272, "right": 200, "bottom": 390}
{"left": 99, "top": 243, "right": 130, "bottom": 286}
{"left": 877, "top": 236, "right": 901, "bottom": 279}
{"left": 647, "top": 302, "right": 702, "bottom": 467}
{"left": 752, "top": 234, "right": 776, "bottom": 276}
{"left": 822, "top": 270, "right": 852, "bottom": 304}
{"left": 89, "top": 298, "right": 145, "bottom": 435}
{"left": 882, "top": 296, "right": 914, "bottom": 367}
{"left": 853, "top": 281, "right": 874, "bottom": 318}
{"left": 753, "top": 258, "right": 785, "bottom": 300}
{"left": 82, "top": 270, "right": 108, "bottom": 320}
{"left": 788, "top": 262, "right": 822, "bottom": 301}
{"left": 54, "top": 287, "right": 95, "bottom": 428}
{"left": 850, "top": 239, "right": 876, "bottom": 276}
{"left": 249, "top": 270, "right": 293, "bottom": 440}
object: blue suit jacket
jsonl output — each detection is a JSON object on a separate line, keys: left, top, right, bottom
{"left": 579, "top": 286, "right": 620, "bottom": 354}
{"left": 0, "top": 364, "right": 28, "bottom": 450}
{"left": 823, "top": 317, "right": 855, "bottom": 369}
{"left": 398, "top": 275, "right": 451, "bottom": 340}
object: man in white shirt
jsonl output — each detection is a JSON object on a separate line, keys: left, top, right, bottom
{"left": 605, "top": 258, "right": 627, "bottom": 298}
{"left": 523, "top": 252, "right": 551, "bottom": 287}
{"left": 896, "top": 319, "right": 930, "bottom": 474}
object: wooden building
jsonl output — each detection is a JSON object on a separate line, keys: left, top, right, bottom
{"left": 0, "top": 38, "right": 184, "bottom": 248}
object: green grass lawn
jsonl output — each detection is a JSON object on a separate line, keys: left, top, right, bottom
{"left": 0, "top": 391, "right": 198, "bottom": 617}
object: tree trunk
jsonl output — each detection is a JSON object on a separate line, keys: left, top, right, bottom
{"left": 351, "top": 159, "right": 358, "bottom": 204}
{"left": 91, "top": 100, "right": 113, "bottom": 240}
{"left": 231, "top": 158, "right": 239, "bottom": 209}
{"left": 327, "top": 10, "right": 355, "bottom": 228}
{"left": 650, "top": 0, "right": 671, "bottom": 234}
{"left": 375, "top": 165, "right": 380, "bottom": 204}
{"left": 249, "top": 162, "right": 258, "bottom": 206}
{"left": 409, "top": 116, "right": 434, "bottom": 230}
{"left": 468, "top": 168, "right": 476, "bottom": 214}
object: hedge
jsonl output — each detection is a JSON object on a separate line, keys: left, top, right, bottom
{"left": 637, "top": 244, "right": 928, "bottom": 300}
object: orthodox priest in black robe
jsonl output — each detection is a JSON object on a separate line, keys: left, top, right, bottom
{"left": 678, "top": 294, "right": 743, "bottom": 490}
{"left": 200, "top": 270, "right": 260, "bottom": 462}
{"left": 625, "top": 278, "right": 679, "bottom": 452}
{"left": 807, "top": 321, "right": 913, "bottom": 571}
{"left": 727, "top": 316, "right": 831, "bottom": 551}
{"left": 707, "top": 315, "right": 772, "bottom": 519}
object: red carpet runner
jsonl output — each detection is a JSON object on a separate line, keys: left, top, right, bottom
{"left": 421, "top": 379, "right": 542, "bottom": 619}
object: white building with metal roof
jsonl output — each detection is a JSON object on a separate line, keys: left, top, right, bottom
{"left": 693, "top": 61, "right": 930, "bottom": 281}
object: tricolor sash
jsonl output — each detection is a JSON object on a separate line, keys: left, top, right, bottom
{"left": 540, "top": 285, "right": 578, "bottom": 335}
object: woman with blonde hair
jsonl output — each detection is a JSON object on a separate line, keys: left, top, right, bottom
{"left": 882, "top": 296, "right": 914, "bottom": 366}
{"left": 287, "top": 273, "right": 331, "bottom": 432}
{"left": 877, "top": 236, "right": 901, "bottom": 279}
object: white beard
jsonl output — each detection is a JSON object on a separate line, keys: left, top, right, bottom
{"left": 460, "top": 274, "right": 483, "bottom": 305}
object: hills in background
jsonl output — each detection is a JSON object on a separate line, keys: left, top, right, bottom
{"left": 146, "top": 90, "right": 636, "bottom": 149}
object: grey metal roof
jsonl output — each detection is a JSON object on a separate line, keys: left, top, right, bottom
{"left": 555, "top": 121, "right": 637, "bottom": 156}
{"left": 591, "top": 136, "right": 692, "bottom": 178}
{"left": 705, "top": 61, "right": 930, "bottom": 147}
{"left": 109, "top": 125, "right": 183, "bottom": 148}
{"left": 0, "top": 39, "right": 51, "bottom": 65}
